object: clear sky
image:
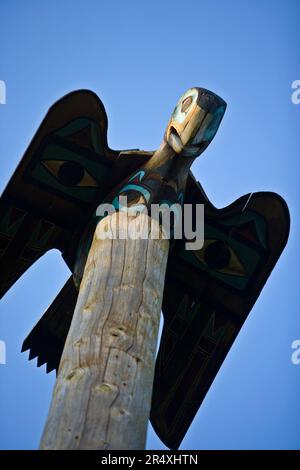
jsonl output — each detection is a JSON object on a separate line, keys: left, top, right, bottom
{"left": 0, "top": 0, "right": 299, "bottom": 450}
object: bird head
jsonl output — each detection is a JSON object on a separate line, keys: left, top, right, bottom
{"left": 165, "top": 87, "right": 226, "bottom": 157}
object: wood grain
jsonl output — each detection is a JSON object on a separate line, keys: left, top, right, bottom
{"left": 39, "top": 212, "right": 169, "bottom": 449}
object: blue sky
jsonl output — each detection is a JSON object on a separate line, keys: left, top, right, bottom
{"left": 0, "top": 0, "right": 299, "bottom": 450}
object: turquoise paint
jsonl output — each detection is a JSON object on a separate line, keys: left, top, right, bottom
{"left": 128, "top": 170, "right": 145, "bottom": 182}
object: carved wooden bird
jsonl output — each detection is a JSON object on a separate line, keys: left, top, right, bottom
{"left": 0, "top": 88, "right": 289, "bottom": 449}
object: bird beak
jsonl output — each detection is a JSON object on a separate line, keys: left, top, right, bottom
{"left": 165, "top": 87, "right": 226, "bottom": 157}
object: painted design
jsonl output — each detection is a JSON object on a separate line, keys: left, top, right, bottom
{"left": 0, "top": 90, "right": 119, "bottom": 297}
{"left": 151, "top": 191, "right": 290, "bottom": 449}
{"left": 54, "top": 117, "right": 103, "bottom": 154}
{"left": 179, "top": 211, "right": 265, "bottom": 290}
{"left": 26, "top": 120, "right": 112, "bottom": 204}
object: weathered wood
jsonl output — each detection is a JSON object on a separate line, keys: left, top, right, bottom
{"left": 39, "top": 212, "right": 169, "bottom": 450}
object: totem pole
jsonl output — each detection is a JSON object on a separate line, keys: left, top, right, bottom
{"left": 0, "top": 87, "right": 289, "bottom": 449}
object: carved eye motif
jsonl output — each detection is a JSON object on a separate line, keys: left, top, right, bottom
{"left": 195, "top": 239, "right": 247, "bottom": 277}
{"left": 181, "top": 96, "right": 193, "bottom": 113}
{"left": 41, "top": 160, "right": 98, "bottom": 187}
{"left": 171, "top": 88, "right": 198, "bottom": 124}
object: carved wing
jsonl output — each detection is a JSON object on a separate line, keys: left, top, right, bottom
{"left": 150, "top": 180, "right": 290, "bottom": 449}
{"left": 0, "top": 90, "right": 127, "bottom": 298}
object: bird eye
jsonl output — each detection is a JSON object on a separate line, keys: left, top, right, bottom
{"left": 41, "top": 159, "right": 98, "bottom": 187}
{"left": 195, "top": 239, "right": 247, "bottom": 277}
{"left": 181, "top": 96, "right": 193, "bottom": 113}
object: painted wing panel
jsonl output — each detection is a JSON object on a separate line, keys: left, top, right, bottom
{"left": 0, "top": 90, "right": 117, "bottom": 298}
{"left": 151, "top": 187, "right": 290, "bottom": 449}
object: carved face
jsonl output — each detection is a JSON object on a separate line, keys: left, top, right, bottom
{"left": 165, "top": 87, "right": 226, "bottom": 157}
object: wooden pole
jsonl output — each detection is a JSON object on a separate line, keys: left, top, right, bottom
{"left": 40, "top": 212, "right": 169, "bottom": 450}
